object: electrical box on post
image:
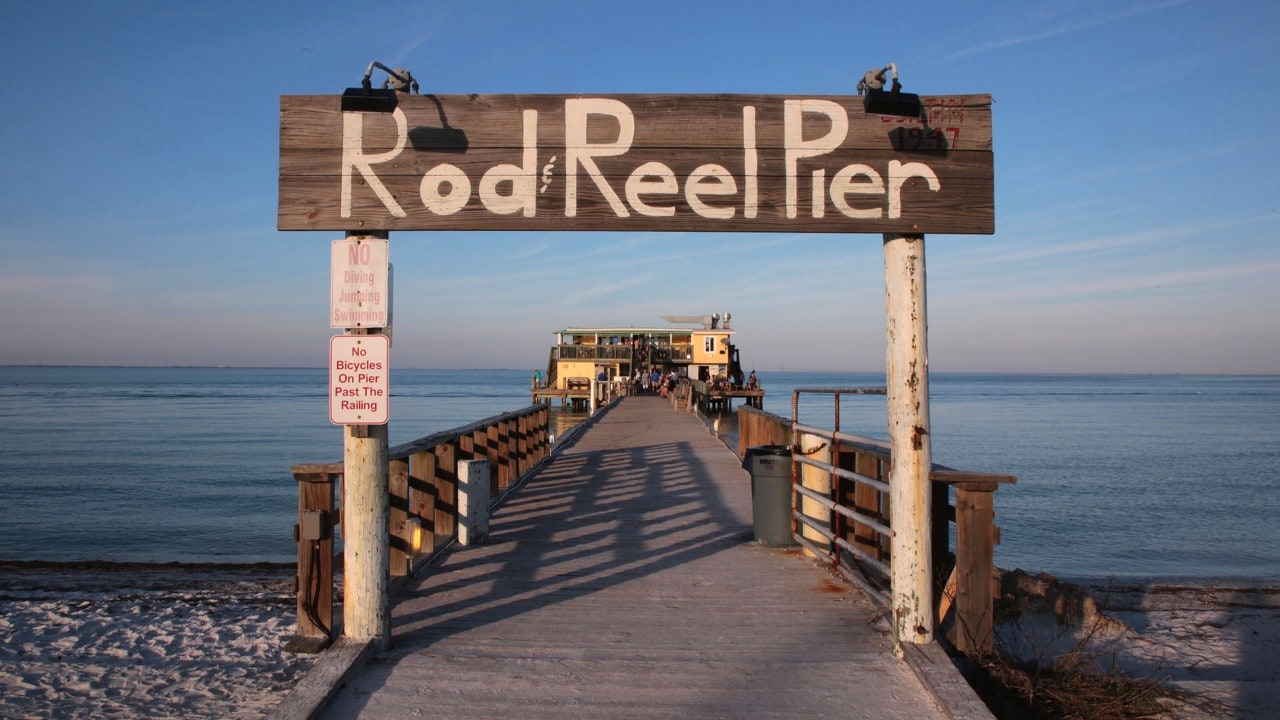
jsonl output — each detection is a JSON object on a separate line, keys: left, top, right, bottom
{"left": 300, "top": 510, "right": 330, "bottom": 541}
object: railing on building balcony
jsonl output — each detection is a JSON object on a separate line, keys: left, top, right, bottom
{"left": 553, "top": 343, "right": 694, "bottom": 362}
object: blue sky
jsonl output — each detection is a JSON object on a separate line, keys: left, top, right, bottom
{"left": 2, "top": 0, "right": 1277, "bottom": 372}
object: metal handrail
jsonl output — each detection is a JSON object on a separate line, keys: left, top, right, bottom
{"left": 792, "top": 508, "right": 891, "bottom": 577}
{"left": 792, "top": 451, "right": 892, "bottom": 494}
{"left": 737, "top": 398, "right": 1015, "bottom": 655}
{"left": 793, "top": 483, "right": 894, "bottom": 538}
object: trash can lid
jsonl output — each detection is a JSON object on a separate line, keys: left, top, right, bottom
{"left": 745, "top": 444, "right": 791, "bottom": 456}
{"left": 742, "top": 444, "right": 792, "bottom": 469}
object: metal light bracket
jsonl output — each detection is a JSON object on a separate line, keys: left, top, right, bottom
{"left": 858, "top": 63, "right": 923, "bottom": 119}
{"left": 341, "top": 62, "right": 419, "bottom": 112}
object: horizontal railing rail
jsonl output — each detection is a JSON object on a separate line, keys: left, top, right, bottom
{"left": 555, "top": 344, "right": 634, "bottom": 361}
{"left": 286, "top": 403, "right": 553, "bottom": 653}
{"left": 553, "top": 343, "right": 696, "bottom": 362}
{"left": 737, "top": 398, "right": 1015, "bottom": 656}
{"left": 690, "top": 379, "right": 765, "bottom": 412}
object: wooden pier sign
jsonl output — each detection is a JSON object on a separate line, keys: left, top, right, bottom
{"left": 279, "top": 94, "right": 992, "bottom": 234}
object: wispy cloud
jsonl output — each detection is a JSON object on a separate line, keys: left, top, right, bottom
{"left": 388, "top": 0, "right": 458, "bottom": 67}
{"left": 935, "top": 214, "right": 1277, "bottom": 285}
{"left": 992, "top": 220, "right": 1223, "bottom": 264}
{"left": 946, "top": 0, "right": 1193, "bottom": 61}
{"left": 1085, "top": 139, "right": 1270, "bottom": 182}
{"left": 1027, "top": 258, "right": 1280, "bottom": 301}
{"left": 506, "top": 238, "right": 553, "bottom": 262}
{"left": 0, "top": 274, "right": 113, "bottom": 295}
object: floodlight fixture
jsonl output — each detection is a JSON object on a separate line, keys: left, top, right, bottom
{"left": 858, "top": 63, "right": 923, "bottom": 119}
{"left": 341, "top": 61, "right": 420, "bottom": 112}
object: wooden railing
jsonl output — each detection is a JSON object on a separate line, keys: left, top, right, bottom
{"left": 737, "top": 403, "right": 1015, "bottom": 656}
{"left": 554, "top": 344, "right": 634, "bottom": 361}
{"left": 286, "top": 403, "right": 552, "bottom": 653}
{"left": 688, "top": 379, "right": 765, "bottom": 412}
{"left": 553, "top": 343, "right": 695, "bottom": 362}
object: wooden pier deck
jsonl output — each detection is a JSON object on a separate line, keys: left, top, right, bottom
{"left": 310, "top": 396, "right": 982, "bottom": 719}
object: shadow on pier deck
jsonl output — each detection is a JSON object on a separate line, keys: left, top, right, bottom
{"left": 284, "top": 396, "right": 990, "bottom": 719}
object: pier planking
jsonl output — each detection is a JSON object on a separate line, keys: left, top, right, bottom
{"left": 316, "top": 396, "right": 967, "bottom": 719}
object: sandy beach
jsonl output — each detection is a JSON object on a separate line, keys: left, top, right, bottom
{"left": 994, "top": 572, "right": 1280, "bottom": 719}
{"left": 0, "top": 562, "right": 316, "bottom": 719}
{"left": 1089, "top": 582, "right": 1280, "bottom": 719}
{"left": 1, "top": 560, "right": 1276, "bottom": 719}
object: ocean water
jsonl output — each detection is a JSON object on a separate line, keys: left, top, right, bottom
{"left": 746, "top": 372, "right": 1280, "bottom": 582}
{"left": 0, "top": 366, "right": 550, "bottom": 565}
{"left": 0, "top": 367, "right": 1276, "bottom": 582}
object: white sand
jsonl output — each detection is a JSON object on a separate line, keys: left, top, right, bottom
{"left": 0, "top": 562, "right": 317, "bottom": 719}
{"left": 1092, "top": 583, "right": 1280, "bottom": 719}
{"left": 2, "top": 561, "right": 1276, "bottom": 719}
{"left": 994, "top": 576, "right": 1280, "bottom": 719}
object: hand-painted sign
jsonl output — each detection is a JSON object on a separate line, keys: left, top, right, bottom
{"left": 279, "top": 94, "right": 992, "bottom": 234}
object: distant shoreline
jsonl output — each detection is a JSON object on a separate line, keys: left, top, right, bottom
{"left": 0, "top": 560, "right": 300, "bottom": 597}
{"left": 2, "top": 559, "right": 1275, "bottom": 591}
{"left": 0, "top": 559, "right": 295, "bottom": 572}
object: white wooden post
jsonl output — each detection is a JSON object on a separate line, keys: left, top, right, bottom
{"left": 342, "top": 230, "right": 391, "bottom": 648}
{"left": 457, "top": 459, "right": 491, "bottom": 546}
{"left": 796, "top": 430, "right": 832, "bottom": 558}
{"left": 883, "top": 233, "right": 934, "bottom": 645}
{"left": 343, "top": 419, "right": 390, "bottom": 645}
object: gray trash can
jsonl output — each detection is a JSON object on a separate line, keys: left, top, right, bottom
{"left": 742, "top": 445, "right": 796, "bottom": 546}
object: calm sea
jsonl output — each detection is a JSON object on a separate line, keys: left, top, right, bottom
{"left": 0, "top": 367, "right": 1275, "bottom": 583}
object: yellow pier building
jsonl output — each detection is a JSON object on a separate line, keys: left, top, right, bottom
{"left": 530, "top": 313, "right": 763, "bottom": 411}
